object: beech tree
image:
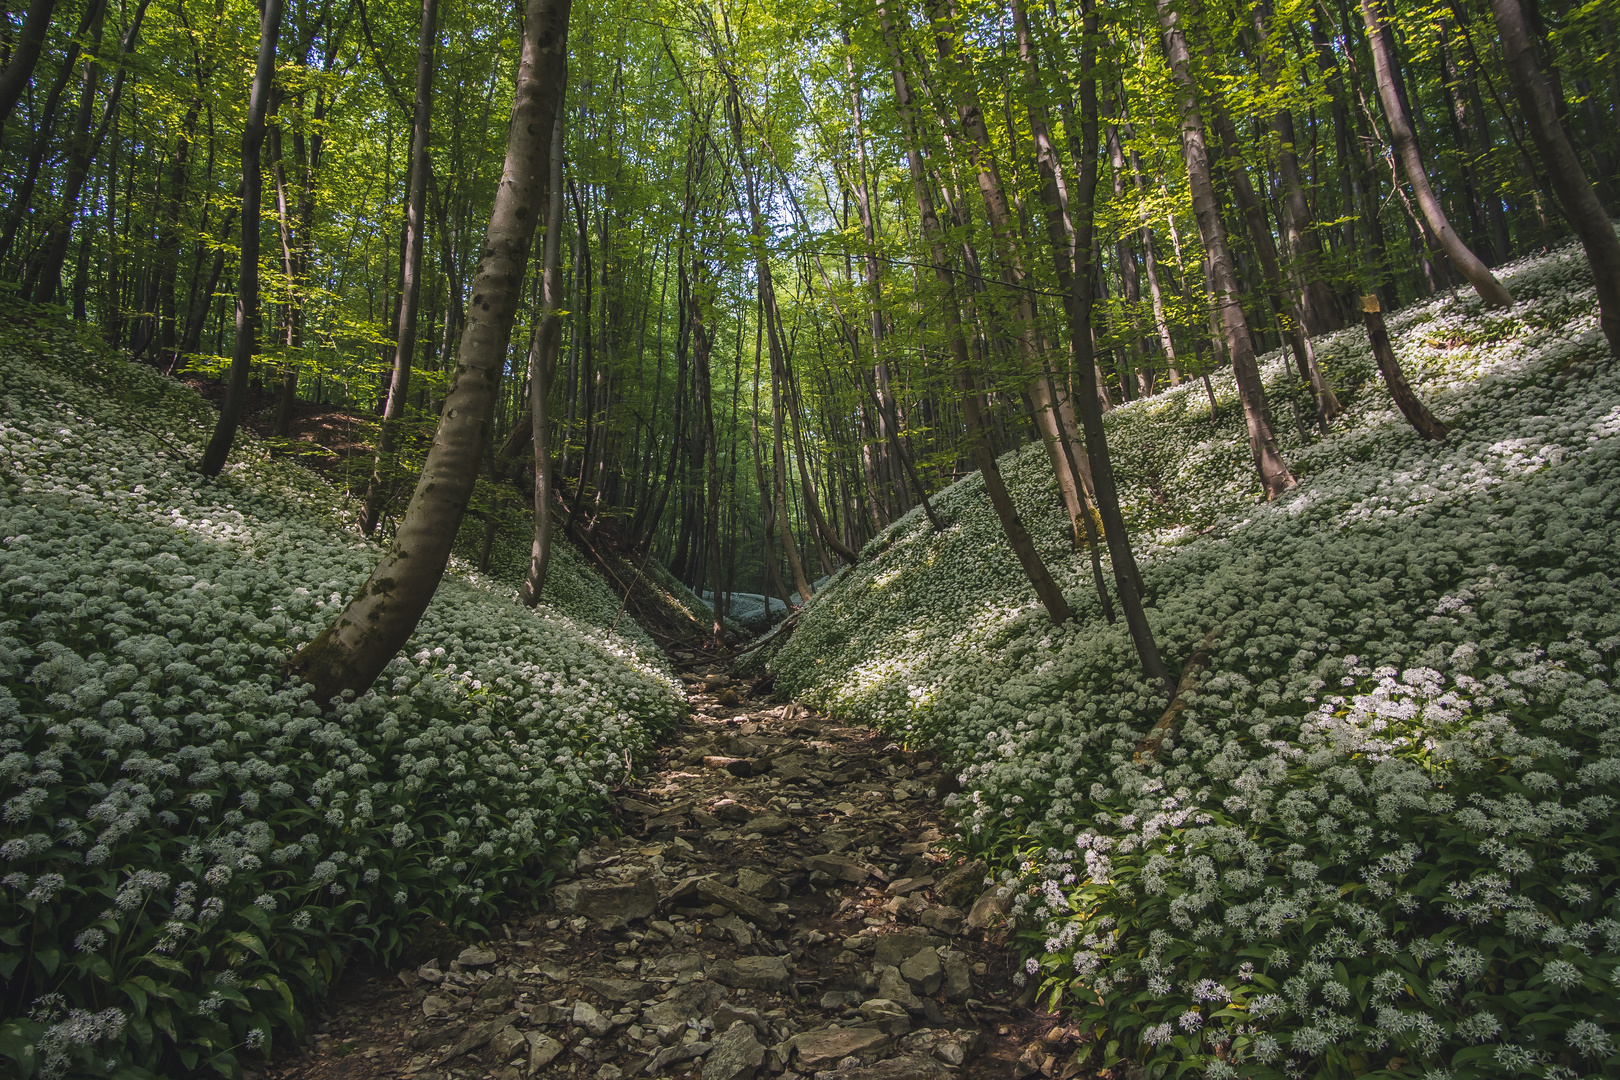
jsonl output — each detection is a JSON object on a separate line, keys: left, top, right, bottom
{"left": 292, "top": 0, "right": 573, "bottom": 703}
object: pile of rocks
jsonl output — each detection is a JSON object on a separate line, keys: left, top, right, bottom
{"left": 271, "top": 671, "right": 1046, "bottom": 1080}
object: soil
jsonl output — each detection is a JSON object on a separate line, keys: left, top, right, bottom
{"left": 257, "top": 665, "right": 1104, "bottom": 1080}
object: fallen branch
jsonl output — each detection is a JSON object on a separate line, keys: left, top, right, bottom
{"left": 1136, "top": 626, "right": 1224, "bottom": 762}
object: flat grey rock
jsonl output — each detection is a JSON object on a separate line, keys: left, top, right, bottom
{"left": 555, "top": 875, "right": 659, "bottom": 929}
{"left": 527, "top": 1032, "right": 565, "bottom": 1070}
{"left": 708, "top": 954, "right": 792, "bottom": 991}
{"left": 582, "top": 976, "right": 653, "bottom": 1003}
{"left": 873, "top": 931, "right": 945, "bottom": 969}
{"left": 835, "top": 1053, "right": 954, "bottom": 1080}
{"left": 457, "top": 946, "right": 498, "bottom": 968}
{"left": 735, "top": 868, "right": 785, "bottom": 898}
{"left": 641, "top": 980, "right": 728, "bottom": 1038}
{"left": 703, "top": 1022, "right": 766, "bottom": 1080}
{"left": 790, "top": 1025, "right": 892, "bottom": 1069}
{"left": 899, "top": 948, "right": 942, "bottom": 997}
{"left": 804, "top": 853, "right": 869, "bottom": 882}
{"left": 696, "top": 879, "right": 781, "bottom": 930}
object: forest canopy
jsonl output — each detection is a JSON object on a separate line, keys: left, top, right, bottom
{"left": 2, "top": 0, "right": 1619, "bottom": 1074}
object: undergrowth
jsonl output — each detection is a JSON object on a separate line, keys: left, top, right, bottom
{"left": 768, "top": 242, "right": 1620, "bottom": 1079}
{"left": 0, "top": 303, "right": 684, "bottom": 1078}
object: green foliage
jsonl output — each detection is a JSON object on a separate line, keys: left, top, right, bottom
{"left": 0, "top": 305, "right": 682, "bottom": 1077}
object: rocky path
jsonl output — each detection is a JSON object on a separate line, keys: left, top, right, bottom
{"left": 266, "top": 669, "right": 1074, "bottom": 1080}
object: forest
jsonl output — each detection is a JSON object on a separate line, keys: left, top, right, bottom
{"left": 0, "top": 0, "right": 1618, "bottom": 1074}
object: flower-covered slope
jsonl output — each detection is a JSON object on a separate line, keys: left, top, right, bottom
{"left": 767, "top": 243, "right": 1620, "bottom": 1078}
{"left": 0, "top": 309, "right": 683, "bottom": 1078}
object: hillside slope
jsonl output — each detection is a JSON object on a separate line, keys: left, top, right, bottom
{"left": 0, "top": 306, "right": 684, "bottom": 1078}
{"left": 760, "top": 244, "right": 1620, "bottom": 1078}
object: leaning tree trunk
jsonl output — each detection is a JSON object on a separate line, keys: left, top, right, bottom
{"left": 291, "top": 0, "right": 572, "bottom": 704}
{"left": 362, "top": 0, "right": 439, "bottom": 533}
{"left": 1158, "top": 0, "right": 1296, "bottom": 500}
{"left": 926, "top": 0, "right": 1097, "bottom": 534}
{"left": 199, "top": 0, "right": 284, "bottom": 476}
{"left": 1490, "top": 0, "right": 1620, "bottom": 354}
{"left": 881, "top": 0, "right": 1072, "bottom": 627}
{"left": 0, "top": 0, "right": 60, "bottom": 136}
{"left": 1250, "top": 0, "right": 1343, "bottom": 334}
{"left": 1361, "top": 0, "right": 1513, "bottom": 309}
{"left": 1207, "top": 96, "right": 1340, "bottom": 431}
{"left": 1361, "top": 295, "right": 1448, "bottom": 440}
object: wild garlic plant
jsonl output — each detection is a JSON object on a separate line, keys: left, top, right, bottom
{"left": 0, "top": 313, "right": 683, "bottom": 1078}
{"left": 770, "top": 242, "right": 1620, "bottom": 1078}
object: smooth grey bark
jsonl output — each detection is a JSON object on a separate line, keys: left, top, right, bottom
{"left": 29, "top": 0, "right": 151, "bottom": 304}
{"left": 1249, "top": 0, "right": 1343, "bottom": 334}
{"left": 1015, "top": 0, "right": 1172, "bottom": 694}
{"left": 1206, "top": 97, "right": 1340, "bottom": 431}
{"left": 199, "top": 0, "right": 282, "bottom": 476}
{"left": 1361, "top": 295, "right": 1448, "bottom": 440}
{"left": 292, "top": 0, "right": 572, "bottom": 704}
{"left": 1361, "top": 0, "right": 1513, "bottom": 308}
{"left": 362, "top": 0, "right": 439, "bottom": 533}
{"left": 521, "top": 103, "right": 568, "bottom": 605}
{"left": 1159, "top": 0, "right": 1296, "bottom": 500}
{"left": 0, "top": 0, "right": 105, "bottom": 267}
{"left": 1490, "top": 0, "right": 1620, "bottom": 354}
{"left": 0, "top": 0, "right": 60, "bottom": 133}
{"left": 882, "top": 0, "right": 1071, "bottom": 627}
{"left": 925, "top": 0, "right": 1097, "bottom": 533}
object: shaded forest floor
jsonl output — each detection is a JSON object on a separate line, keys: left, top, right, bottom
{"left": 261, "top": 666, "right": 1080, "bottom": 1080}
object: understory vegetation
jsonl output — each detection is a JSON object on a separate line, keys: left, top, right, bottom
{"left": 0, "top": 307, "right": 683, "bottom": 1078}
{"left": 761, "top": 243, "right": 1620, "bottom": 1080}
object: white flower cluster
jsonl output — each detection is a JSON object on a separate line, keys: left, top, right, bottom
{"left": 0, "top": 313, "right": 684, "bottom": 1071}
{"left": 768, "top": 242, "right": 1620, "bottom": 1074}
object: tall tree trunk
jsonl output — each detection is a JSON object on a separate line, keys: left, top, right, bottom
{"left": 0, "top": 0, "right": 59, "bottom": 134}
{"left": 1159, "top": 0, "right": 1296, "bottom": 500}
{"left": 1361, "top": 0, "right": 1513, "bottom": 308}
{"left": 200, "top": 0, "right": 282, "bottom": 476}
{"left": 171, "top": 204, "right": 236, "bottom": 373}
{"left": 1490, "top": 0, "right": 1620, "bottom": 355}
{"left": 1207, "top": 98, "right": 1339, "bottom": 430}
{"left": 1250, "top": 0, "right": 1343, "bottom": 333}
{"left": 925, "top": 0, "right": 1096, "bottom": 532}
{"left": 771, "top": 344, "right": 814, "bottom": 602}
{"left": 1322, "top": 5, "right": 1400, "bottom": 311}
{"left": 291, "top": 0, "right": 572, "bottom": 703}
{"left": 881, "top": 0, "right": 1071, "bottom": 627}
{"left": 522, "top": 101, "right": 567, "bottom": 604}
{"left": 29, "top": 0, "right": 151, "bottom": 303}
{"left": 720, "top": 78, "right": 859, "bottom": 567}
{"left": 1437, "top": 18, "right": 1496, "bottom": 265}
{"left": 1015, "top": 0, "right": 1173, "bottom": 691}
{"left": 0, "top": 0, "right": 105, "bottom": 267}
{"left": 362, "top": 0, "right": 438, "bottom": 533}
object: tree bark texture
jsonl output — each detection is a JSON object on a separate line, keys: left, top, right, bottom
{"left": 200, "top": 0, "right": 284, "bottom": 476}
{"left": 1158, "top": 0, "right": 1296, "bottom": 500}
{"left": 1016, "top": 0, "right": 1173, "bottom": 693}
{"left": 0, "top": 0, "right": 60, "bottom": 133}
{"left": 1361, "top": 295, "right": 1448, "bottom": 440}
{"left": 882, "top": 0, "right": 1072, "bottom": 627}
{"left": 1361, "top": 0, "right": 1513, "bottom": 309}
{"left": 363, "top": 0, "right": 439, "bottom": 533}
{"left": 1490, "top": 0, "right": 1620, "bottom": 355}
{"left": 522, "top": 101, "right": 568, "bottom": 605}
{"left": 291, "top": 0, "right": 572, "bottom": 703}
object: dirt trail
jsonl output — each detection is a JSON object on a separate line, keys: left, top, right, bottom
{"left": 264, "top": 667, "right": 1077, "bottom": 1080}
